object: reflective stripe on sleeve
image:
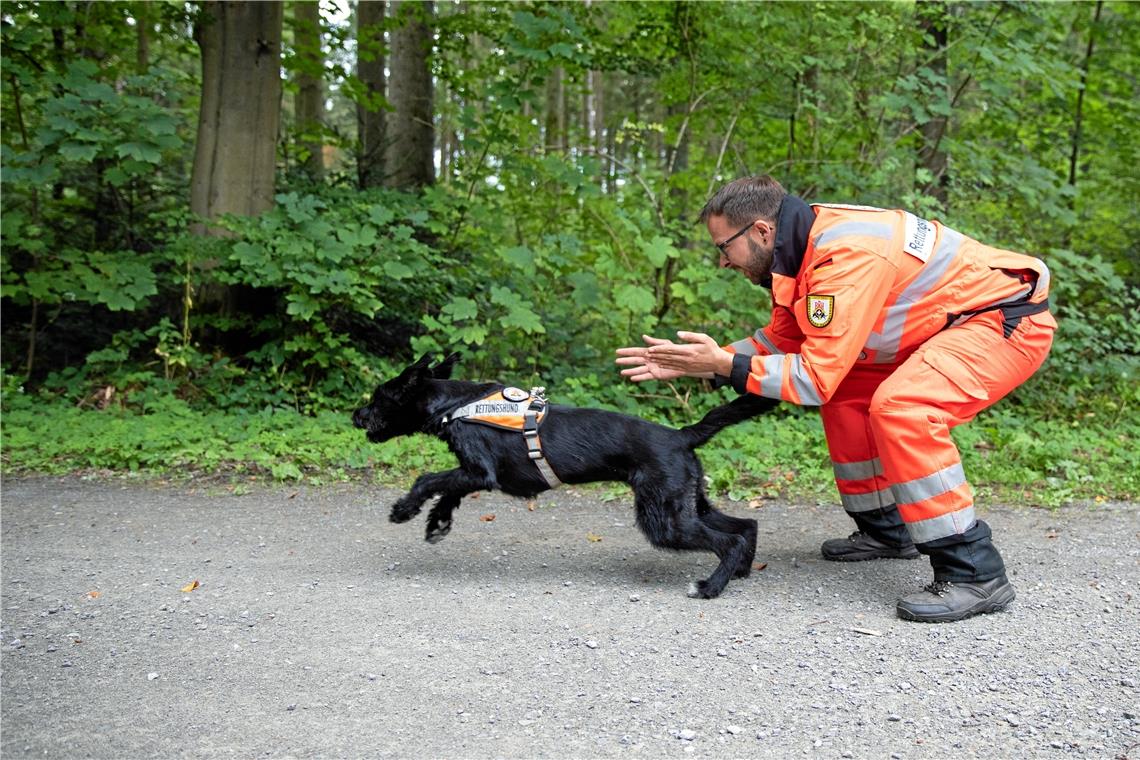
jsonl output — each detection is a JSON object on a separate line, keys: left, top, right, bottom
{"left": 729, "top": 327, "right": 785, "bottom": 358}
{"left": 754, "top": 330, "right": 785, "bottom": 355}
{"left": 729, "top": 337, "right": 759, "bottom": 357}
{"left": 788, "top": 355, "right": 824, "bottom": 406}
{"left": 760, "top": 354, "right": 784, "bottom": 398}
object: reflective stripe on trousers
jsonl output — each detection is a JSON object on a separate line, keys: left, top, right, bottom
{"left": 867, "top": 309, "right": 1055, "bottom": 543}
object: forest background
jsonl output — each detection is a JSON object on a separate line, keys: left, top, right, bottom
{"left": 1, "top": 0, "right": 1137, "bottom": 506}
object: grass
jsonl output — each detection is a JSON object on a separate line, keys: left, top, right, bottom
{"left": 2, "top": 388, "right": 1137, "bottom": 508}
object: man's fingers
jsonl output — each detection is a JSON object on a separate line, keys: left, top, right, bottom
{"left": 675, "top": 330, "right": 713, "bottom": 345}
{"left": 615, "top": 355, "right": 646, "bottom": 366}
{"left": 615, "top": 347, "right": 648, "bottom": 358}
{"left": 641, "top": 334, "right": 672, "bottom": 346}
{"left": 620, "top": 367, "right": 652, "bottom": 382}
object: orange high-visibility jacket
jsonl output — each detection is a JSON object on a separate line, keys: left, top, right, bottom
{"left": 725, "top": 198, "right": 1053, "bottom": 405}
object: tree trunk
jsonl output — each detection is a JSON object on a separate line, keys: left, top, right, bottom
{"left": 918, "top": 1, "right": 950, "bottom": 205}
{"left": 356, "top": 0, "right": 385, "bottom": 189}
{"left": 135, "top": 0, "right": 151, "bottom": 72}
{"left": 190, "top": 0, "right": 283, "bottom": 233}
{"left": 294, "top": 0, "right": 324, "bottom": 181}
{"left": 384, "top": 0, "right": 434, "bottom": 190}
{"left": 592, "top": 69, "right": 606, "bottom": 187}
{"left": 544, "top": 66, "right": 564, "bottom": 154}
{"left": 1069, "top": 0, "right": 1103, "bottom": 189}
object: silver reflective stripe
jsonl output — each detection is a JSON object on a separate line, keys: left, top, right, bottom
{"left": 448, "top": 399, "right": 530, "bottom": 421}
{"left": 840, "top": 488, "right": 895, "bottom": 513}
{"left": 788, "top": 355, "right": 823, "bottom": 406}
{"left": 866, "top": 227, "right": 964, "bottom": 363}
{"left": 731, "top": 329, "right": 785, "bottom": 358}
{"left": 813, "top": 221, "right": 894, "bottom": 249}
{"left": 760, "top": 354, "right": 784, "bottom": 398}
{"left": 1035, "top": 258, "right": 1051, "bottom": 298}
{"left": 892, "top": 462, "right": 967, "bottom": 505}
{"left": 754, "top": 329, "right": 785, "bottom": 355}
{"left": 986, "top": 284, "right": 1032, "bottom": 308}
{"left": 833, "top": 458, "right": 883, "bottom": 481}
{"left": 730, "top": 337, "right": 759, "bottom": 357}
{"left": 907, "top": 505, "right": 977, "bottom": 544}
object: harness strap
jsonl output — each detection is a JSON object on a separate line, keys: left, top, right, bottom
{"left": 523, "top": 400, "right": 562, "bottom": 488}
{"left": 443, "top": 387, "right": 562, "bottom": 489}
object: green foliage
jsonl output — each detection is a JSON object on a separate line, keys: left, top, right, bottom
{"left": 207, "top": 188, "right": 459, "bottom": 406}
{"left": 4, "top": 381, "right": 1135, "bottom": 506}
{"left": 2, "top": 0, "right": 1137, "bottom": 503}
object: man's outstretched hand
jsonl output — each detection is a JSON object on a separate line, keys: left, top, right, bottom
{"left": 615, "top": 332, "right": 731, "bottom": 382}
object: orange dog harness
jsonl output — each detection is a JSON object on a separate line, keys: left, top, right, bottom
{"left": 442, "top": 387, "right": 561, "bottom": 488}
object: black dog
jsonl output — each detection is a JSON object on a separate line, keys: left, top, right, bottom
{"left": 352, "top": 353, "right": 777, "bottom": 598}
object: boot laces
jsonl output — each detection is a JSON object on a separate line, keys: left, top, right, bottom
{"left": 923, "top": 580, "right": 953, "bottom": 597}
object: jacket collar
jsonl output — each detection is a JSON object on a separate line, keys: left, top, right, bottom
{"left": 768, "top": 194, "right": 816, "bottom": 287}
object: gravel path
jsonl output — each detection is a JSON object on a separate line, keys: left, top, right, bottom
{"left": 2, "top": 476, "right": 1137, "bottom": 758}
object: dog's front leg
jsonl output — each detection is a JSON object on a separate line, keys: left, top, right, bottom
{"left": 390, "top": 469, "right": 486, "bottom": 524}
{"left": 425, "top": 492, "right": 465, "bottom": 543}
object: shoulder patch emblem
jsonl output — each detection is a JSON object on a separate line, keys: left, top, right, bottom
{"left": 501, "top": 386, "right": 530, "bottom": 402}
{"left": 807, "top": 294, "right": 835, "bottom": 328}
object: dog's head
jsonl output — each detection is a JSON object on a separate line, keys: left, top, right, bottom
{"left": 352, "top": 352, "right": 461, "bottom": 442}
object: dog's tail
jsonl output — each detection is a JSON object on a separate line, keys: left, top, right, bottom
{"left": 679, "top": 394, "right": 778, "bottom": 449}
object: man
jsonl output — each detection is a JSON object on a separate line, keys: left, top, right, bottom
{"left": 615, "top": 175, "right": 1056, "bottom": 622}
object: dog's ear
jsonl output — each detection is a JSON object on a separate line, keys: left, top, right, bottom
{"left": 431, "top": 352, "right": 462, "bottom": 379}
{"left": 392, "top": 352, "right": 435, "bottom": 390}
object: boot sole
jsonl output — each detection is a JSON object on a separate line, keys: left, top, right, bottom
{"left": 896, "top": 584, "right": 1017, "bottom": 623}
{"left": 822, "top": 550, "right": 921, "bottom": 562}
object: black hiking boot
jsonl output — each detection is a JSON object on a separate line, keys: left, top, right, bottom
{"left": 896, "top": 576, "right": 1016, "bottom": 623}
{"left": 820, "top": 531, "right": 920, "bottom": 562}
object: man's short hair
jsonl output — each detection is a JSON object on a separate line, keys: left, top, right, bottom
{"left": 699, "top": 175, "right": 787, "bottom": 227}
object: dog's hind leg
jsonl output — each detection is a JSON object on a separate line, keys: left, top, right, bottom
{"left": 637, "top": 492, "right": 750, "bottom": 600}
{"left": 391, "top": 469, "right": 489, "bottom": 524}
{"left": 698, "top": 502, "right": 758, "bottom": 578}
{"left": 425, "top": 492, "right": 465, "bottom": 543}
{"left": 683, "top": 521, "right": 750, "bottom": 599}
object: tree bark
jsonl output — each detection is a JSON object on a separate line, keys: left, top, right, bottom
{"left": 1069, "top": 0, "right": 1103, "bottom": 189}
{"left": 544, "top": 66, "right": 564, "bottom": 154}
{"left": 356, "top": 0, "right": 385, "bottom": 189}
{"left": 294, "top": 0, "right": 324, "bottom": 181}
{"left": 918, "top": 1, "right": 950, "bottom": 205}
{"left": 135, "top": 0, "right": 151, "bottom": 72}
{"left": 384, "top": 0, "right": 434, "bottom": 190}
{"left": 190, "top": 0, "right": 283, "bottom": 233}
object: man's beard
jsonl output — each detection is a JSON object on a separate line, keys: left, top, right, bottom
{"left": 745, "top": 238, "right": 774, "bottom": 288}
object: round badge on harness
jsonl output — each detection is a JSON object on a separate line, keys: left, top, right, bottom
{"left": 501, "top": 387, "right": 529, "bottom": 402}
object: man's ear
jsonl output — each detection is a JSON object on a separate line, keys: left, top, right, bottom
{"left": 432, "top": 352, "right": 462, "bottom": 379}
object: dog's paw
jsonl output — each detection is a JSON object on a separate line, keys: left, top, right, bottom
{"left": 425, "top": 519, "right": 452, "bottom": 543}
{"left": 389, "top": 499, "right": 423, "bottom": 523}
{"left": 734, "top": 562, "right": 753, "bottom": 579}
{"left": 687, "top": 579, "right": 724, "bottom": 599}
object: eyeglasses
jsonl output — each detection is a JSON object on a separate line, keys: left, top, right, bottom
{"left": 716, "top": 220, "right": 756, "bottom": 255}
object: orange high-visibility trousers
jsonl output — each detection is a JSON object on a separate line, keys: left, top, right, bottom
{"left": 821, "top": 308, "right": 1056, "bottom": 579}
